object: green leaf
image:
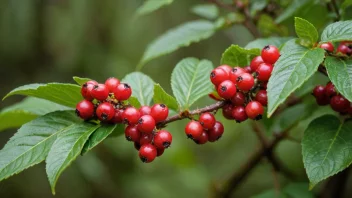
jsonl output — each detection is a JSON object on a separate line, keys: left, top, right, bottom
{"left": 135, "top": 0, "right": 173, "bottom": 16}
{"left": 294, "top": 17, "right": 318, "bottom": 44}
{"left": 302, "top": 115, "right": 352, "bottom": 188}
{"left": 342, "top": 0, "right": 352, "bottom": 10}
{"left": 325, "top": 57, "right": 352, "bottom": 102}
{"left": 275, "top": 0, "right": 309, "bottom": 23}
{"left": 127, "top": 96, "right": 142, "bottom": 109}
{"left": 267, "top": 40, "right": 325, "bottom": 117}
{"left": 252, "top": 189, "right": 285, "bottom": 198}
{"left": 258, "top": 14, "right": 288, "bottom": 37}
{"left": 0, "top": 97, "right": 71, "bottom": 132}
{"left": 320, "top": 20, "right": 352, "bottom": 43}
{"left": 153, "top": 84, "right": 179, "bottom": 111}
{"left": 46, "top": 120, "right": 99, "bottom": 194}
{"left": 73, "top": 76, "right": 91, "bottom": 86}
{"left": 245, "top": 37, "right": 293, "bottom": 49}
{"left": 221, "top": 45, "right": 260, "bottom": 67}
{"left": 122, "top": 72, "right": 154, "bottom": 106}
{"left": 171, "top": 58, "right": 214, "bottom": 110}
{"left": 3, "top": 83, "right": 81, "bottom": 108}
{"left": 283, "top": 183, "right": 313, "bottom": 198}
{"left": 0, "top": 111, "right": 80, "bottom": 182}
{"left": 191, "top": 4, "right": 219, "bottom": 20}
{"left": 137, "top": 20, "right": 216, "bottom": 69}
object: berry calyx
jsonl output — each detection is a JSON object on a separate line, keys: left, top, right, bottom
{"left": 154, "top": 130, "right": 173, "bottom": 149}
{"left": 330, "top": 95, "right": 350, "bottom": 113}
{"left": 137, "top": 115, "right": 156, "bottom": 133}
{"left": 250, "top": 56, "right": 264, "bottom": 71}
{"left": 256, "top": 63, "right": 273, "bottom": 82}
{"left": 124, "top": 125, "right": 141, "bottom": 142}
{"left": 139, "top": 144, "right": 157, "bottom": 163}
{"left": 319, "top": 42, "right": 334, "bottom": 53}
{"left": 231, "top": 92, "right": 246, "bottom": 106}
{"left": 193, "top": 131, "right": 208, "bottom": 144}
{"left": 104, "top": 77, "right": 120, "bottom": 92}
{"left": 81, "top": 80, "right": 98, "bottom": 101}
{"left": 245, "top": 101, "right": 264, "bottom": 120}
{"left": 261, "top": 45, "right": 280, "bottom": 64}
{"left": 217, "top": 80, "right": 237, "bottom": 99}
{"left": 199, "top": 112, "right": 216, "bottom": 129}
{"left": 208, "top": 121, "right": 224, "bottom": 142}
{"left": 255, "top": 90, "right": 268, "bottom": 106}
{"left": 113, "top": 83, "right": 132, "bottom": 101}
{"left": 75, "top": 100, "right": 95, "bottom": 120}
{"left": 237, "top": 73, "right": 255, "bottom": 91}
{"left": 232, "top": 106, "right": 248, "bottom": 123}
{"left": 210, "top": 68, "right": 229, "bottom": 86}
{"left": 91, "top": 84, "right": 109, "bottom": 101}
{"left": 139, "top": 106, "right": 151, "bottom": 116}
{"left": 185, "top": 121, "right": 203, "bottom": 139}
{"left": 150, "top": 104, "right": 169, "bottom": 122}
{"left": 122, "top": 107, "right": 141, "bottom": 125}
{"left": 96, "top": 102, "right": 115, "bottom": 121}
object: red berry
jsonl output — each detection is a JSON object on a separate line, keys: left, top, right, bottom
{"left": 139, "top": 144, "right": 157, "bottom": 163}
{"left": 96, "top": 102, "right": 115, "bottom": 121}
{"left": 255, "top": 90, "right": 268, "bottom": 106}
{"left": 150, "top": 104, "right": 169, "bottom": 122}
{"left": 319, "top": 42, "right": 334, "bottom": 53}
{"left": 81, "top": 80, "right": 98, "bottom": 100}
{"left": 337, "top": 44, "right": 352, "bottom": 55}
{"left": 261, "top": 45, "right": 280, "bottom": 64}
{"left": 75, "top": 100, "right": 95, "bottom": 120}
{"left": 222, "top": 104, "right": 234, "bottom": 120}
{"left": 111, "top": 109, "right": 124, "bottom": 123}
{"left": 199, "top": 112, "right": 216, "bottom": 129}
{"left": 217, "top": 80, "right": 237, "bottom": 99}
{"left": 208, "top": 121, "right": 224, "bottom": 142}
{"left": 330, "top": 95, "right": 350, "bottom": 113}
{"left": 232, "top": 106, "right": 248, "bottom": 123}
{"left": 245, "top": 101, "right": 264, "bottom": 120}
{"left": 256, "top": 63, "right": 273, "bottom": 81}
{"left": 237, "top": 73, "right": 255, "bottom": 91}
{"left": 231, "top": 92, "right": 246, "bottom": 106}
{"left": 124, "top": 125, "right": 140, "bottom": 142}
{"left": 139, "top": 133, "right": 153, "bottom": 145}
{"left": 139, "top": 106, "right": 151, "bottom": 116}
{"left": 229, "top": 67, "right": 245, "bottom": 83}
{"left": 243, "top": 66, "right": 252, "bottom": 73}
{"left": 218, "top": 65, "right": 232, "bottom": 75}
{"left": 91, "top": 84, "right": 109, "bottom": 101}
{"left": 210, "top": 68, "right": 229, "bottom": 86}
{"left": 157, "top": 148, "right": 165, "bottom": 157}
{"left": 137, "top": 115, "right": 156, "bottom": 133}
{"left": 113, "top": 83, "right": 132, "bottom": 101}
{"left": 122, "top": 107, "right": 141, "bottom": 125}
{"left": 105, "top": 77, "right": 120, "bottom": 92}
{"left": 154, "top": 130, "right": 172, "bottom": 149}
{"left": 313, "top": 85, "right": 326, "bottom": 98}
{"left": 193, "top": 131, "right": 208, "bottom": 144}
{"left": 250, "top": 56, "right": 264, "bottom": 71}
{"left": 325, "top": 82, "right": 337, "bottom": 98}
{"left": 185, "top": 121, "right": 203, "bottom": 139}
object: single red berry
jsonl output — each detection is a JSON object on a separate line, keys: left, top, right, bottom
{"left": 231, "top": 92, "right": 246, "bottom": 106}
{"left": 261, "top": 45, "right": 280, "bottom": 64}
{"left": 122, "top": 107, "right": 141, "bottom": 125}
{"left": 250, "top": 56, "right": 264, "bottom": 71}
{"left": 243, "top": 66, "right": 252, "bottom": 73}
{"left": 325, "top": 82, "right": 337, "bottom": 98}
{"left": 137, "top": 115, "right": 156, "bottom": 133}
{"left": 150, "top": 104, "right": 169, "bottom": 122}
{"left": 154, "top": 130, "right": 172, "bottom": 149}
{"left": 330, "top": 95, "right": 350, "bottom": 113}
{"left": 232, "top": 106, "right": 248, "bottom": 123}
{"left": 210, "top": 68, "right": 229, "bottom": 86}
{"left": 157, "top": 147, "right": 165, "bottom": 157}
{"left": 217, "top": 80, "right": 237, "bottom": 99}
{"left": 139, "top": 133, "right": 153, "bottom": 145}
{"left": 222, "top": 104, "right": 234, "bottom": 120}
{"left": 255, "top": 90, "right": 268, "bottom": 106}
{"left": 81, "top": 80, "right": 98, "bottom": 100}
{"left": 313, "top": 85, "right": 326, "bottom": 98}
{"left": 337, "top": 44, "right": 352, "bottom": 55}
{"left": 319, "top": 42, "right": 334, "bottom": 53}
{"left": 185, "top": 121, "right": 203, "bottom": 139}
{"left": 256, "top": 63, "right": 273, "bottom": 81}
{"left": 124, "top": 125, "right": 141, "bottom": 142}
{"left": 111, "top": 109, "right": 124, "bottom": 123}
{"left": 91, "top": 84, "right": 109, "bottom": 101}
{"left": 208, "top": 121, "right": 224, "bottom": 142}
{"left": 218, "top": 65, "right": 232, "bottom": 75}
{"left": 237, "top": 73, "right": 255, "bottom": 91}
{"left": 245, "top": 101, "right": 264, "bottom": 120}
{"left": 199, "top": 112, "right": 216, "bottom": 129}
{"left": 193, "top": 131, "right": 208, "bottom": 144}
{"left": 134, "top": 142, "right": 141, "bottom": 151}
{"left": 105, "top": 77, "right": 120, "bottom": 92}
{"left": 139, "top": 106, "right": 151, "bottom": 116}
{"left": 139, "top": 144, "right": 157, "bottom": 163}
{"left": 75, "top": 100, "right": 95, "bottom": 120}
{"left": 113, "top": 83, "right": 132, "bottom": 101}
{"left": 229, "top": 67, "right": 246, "bottom": 83}
{"left": 96, "top": 102, "right": 115, "bottom": 121}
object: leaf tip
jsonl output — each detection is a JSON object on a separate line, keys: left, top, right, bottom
{"left": 308, "top": 183, "right": 315, "bottom": 190}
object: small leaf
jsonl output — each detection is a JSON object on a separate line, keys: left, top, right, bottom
{"left": 171, "top": 57, "right": 214, "bottom": 110}
{"left": 122, "top": 72, "right": 154, "bottom": 106}
{"left": 191, "top": 4, "right": 219, "bottom": 20}
{"left": 137, "top": 20, "right": 216, "bottom": 69}
{"left": 320, "top": 20, "right": 352, "bottom": 43}
{"left": 275, "top": 0, "right": 310, "bottom": 23}
{"left": 153, "top": 84, "right": 179, "bottom": 111}
{"left": 294, "top": 17, "right": 318, "bottom": 45}
{"left": 135, "top": 0, "right": 173, "bottom": 16}
{"left": 267, "top": 39, "right": 325, "bottom": 117}
{"left": 245, "top": 37, "right": 293, "bottom": 50}
{"left": 3, "top": 83, "right": 81, "bottom": 108}
{"left": 325, "top": 57, "right": 352, "bottom": 102}
{"left": 302, "top": 115, "right": 352, "bottom": 188}
{"left": 221, "top": 45, "right": 260, "bottom": 67}
{"left": 73, "top": 76, "right": 91, "bottom": 86}
{"left": 127, "top": 96, "right": 142, "bottom": 109}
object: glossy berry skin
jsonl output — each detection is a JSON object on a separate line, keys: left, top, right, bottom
{"left": 199, "top": 112, "right": 216, "bottom": 129}
{"left": 76, "top": 100, "right": 95, "bottom": 120}
{"left": 122, "top": 107, "right": 141, "bottom": 125}
{"left": 139, "top": 106, "right": 151, "bottom": 116}
{"left": 185, "top": 121, "right": 203, "bottom": 139}
{"left": 139, "top": 133, "right": 153, "bottom": 145}
{"left": 256, "top": 63, "right": 273, "bottom": 81}
{"left": 113, "top": 83, "right": 132, "bottom": 101}
{"left": 217, "top": 80, "right": 237, "bottom": 99}
{"left": 154, "top": 130, "right": 173, "bottom": 149}
{"left": 91, "top": 84, "right": 109, "bottom": 101}
{"left": 222, "top": 104, "right": 234, "bottom": 120}
{"left": 330, "top": 95, "right": 350, "bottom": 113}
{"left": 111, "top": 109, "right": 124, "bottom": 123}
{"left": 232, "top": 106, "right": 248, "bottom": 123}
{"left": 325, "top": 82, "right": 337, "bottom": 98}
{"left": 231, "top": 92, "right": 246, "bottom": 106}
{"left": 250, "top": 56, "right": 264, "bottom": 71}
{"left": 337, "top": 44, "right": 352, "bottom": 55}
{"left": 255, "top": 90, "right": 268, "bottom": 106}
{"left": 313, "top": 85, "right": 325, "bottom": 98}
{"left": 105, "top": 77, "right": 120, "bottom": 92}
{"left": 208, "top": 121, "right": 224, "bottom": 142}
{"left": 261, "top": 45, "right": 280, "bottom": 64}
{"left": 193, "top": 131, "right": 208, "bottom": 145}
{"left": 157, "top": 148, "right": 165, "bottom": 157}
{"left": 229, "top": 67, "right": 246, "bottom": 83}
{"left": 243, "top": 66, "right": 252, "bottom": 73}
{"left": 210, "top": 68, "right": 229, "bottom": 86}
{"left": 124, "top": 125, "right": 140, "bottom": 142}
{"left": 139, "top": 144, "right": 157, "bottom": 163}
{"left": 245, "top": 101, "right": 264, "bottom": 120}
{"left": 319, "top": 42, "right": 334, "bottom": 53}
{"left": 137, "top": 115, "right": 156, "bottom": 133}
{"left": 96, "top": 102, "right": 115, "bottom": 121}
{"left": 237, "top": 73, "right": 255, "bottom": 91}
{"left": 81, "top": 80, "right": 98, "bottom": 101}
{"left": 150, "top": 104, "right": 169, "bottom": 122}
{"left": 218, "top": 65, "right": 232, "bottom": 75}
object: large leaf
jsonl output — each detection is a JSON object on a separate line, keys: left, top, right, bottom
{"left": 267, "top": 40, "right": 325, "bottom": 117}
{"left": 302, "top": 115, "right": 352, "bottom": 188}
{"left": 153, "top": 84, "right": 179, "bottom": 111}
{"left": 191, "top": 4, "right": 219, "bottom": 20}
{"left": 3, "top": 83, "right": 81, "bottom": 108}
{"left": 325, "top": 57, "right": 352, "bottom": 102}
{"left": 294, "top": 17, "right": 318, "bottom": 44}
{"left": 0, "top": 111, "right": 80, "bottom": 182}
{"left": 171, "top": 58, "right": 214, "bottom": 110}
{"left": 135, "top": 0, "right": 173, "bottom": 16}
{"left": 320, "top": 20, "right": 352, "bottom": 43}
{"left": 245, "top": 37, "right": 293, "bottom": 49}
{"left": 221, "top": 45, "right": 260, "bottom": 67}
{"left": 122, "top": 72, "right": 154, "bottom": 106}
{"left": 275, "top": 0, "right": 310, "bottom": 23}
{"left": 137, "top": 20, "right": 216, "bottom": 69}
{"left": 46, "top": 121, "right": 99, "bottom": 194}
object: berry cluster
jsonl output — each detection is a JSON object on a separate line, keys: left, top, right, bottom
{"left": 319, "top": 41, "right": 352, "bottom": 56}
{"left": 210, "top": 45, "right": 280, "bottom": 122}
{"left": 75, "top": 77, "right": 172, "bottom": 163}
